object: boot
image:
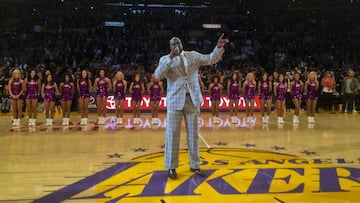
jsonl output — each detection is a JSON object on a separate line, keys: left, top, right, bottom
{"left": 28, "top": 118, "right": 33, "bottom": 126}
{"left": 116, "top": 117, "right": 123, "bottom": 125}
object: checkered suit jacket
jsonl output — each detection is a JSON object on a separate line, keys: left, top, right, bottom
{"left": 154, "top": 46, "right": 225, "bottom": 110}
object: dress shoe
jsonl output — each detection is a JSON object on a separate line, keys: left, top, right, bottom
{"left": 190, "top": 168, "right": 206, "bottom": 177}
{"left": 168, "top": 169, "right": 177, "bottom": 180}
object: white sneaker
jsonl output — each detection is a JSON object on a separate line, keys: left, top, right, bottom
{"left": 232, "top": 116, "right": 238, "bottom": 124}
{"left": 246, "top": 117, "right": 251, "bottom": 123}
{"left": 116, "top": 118, "right": 123, "bottom": 125}
{"left": 262, "top": 117, "right": 266, "bottom": 124}
{"left": 12, "top": 119, "right": 17, "bottom": 126}
{"left": 83, "top": 118, "right": 87, "bottom": 125}
{"left": 151, "top": 118, "right": 156, "bottom": 125}
{"left": 33, "top": 119, "right": 36, "bottom": 126}
{"left": 353, "top": 110, "right": 357, "bottom": 113}
{"left": 281, "top": 117, "right": 285, "bottom": 124}
{"left": 98, "top": 117, "right": 103, "bottom": 125}
{"left": 293, "top": 115, "right": 299, "bottom": 124}
{"left": 28, "top": 119, "right": 33, "bottom": 126}
{"left": 49, "top": 119, "right": 53, "bottom": 126}
{"left": 213, "top": 117, "right": 217, "bottom": 124}
{"left": 277, "top": 117, "right": 282, "bottom": 124}
{"left": 62, "top": 118, "right": 67, "bottom": 126}
{"left": 80, "top": 118, "right": 84, "bottom": 125}
{"left": 265, "top": 116, "right": 269, "bottom": 123}
{"left": 311, "top": 117, "right": 315, "bottom": 123}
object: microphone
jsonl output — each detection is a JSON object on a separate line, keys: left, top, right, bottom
{"left": 174, "top": 47, "right": 180, "bottom": 55}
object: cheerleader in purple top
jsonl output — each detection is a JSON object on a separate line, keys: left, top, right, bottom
{"left": 129, "top": 74, "right": 145, "bottom": 124}
{"left": 94, "top": 68, "right": 112, "bottom": 125}
{"left": 113, "top": 71, "right": 127, "bottom": 125}
{"left": 8, "top": 69, "right": 25, "bottom": 126}
{"left": 25, "top": 69, "right": 41, "bottom": 126}
{"left": 290, "top": 72, "right": 304, "bottom": 124}
{"left": 77, "top": 69, "right": 92, "bottom": 125}
{"left": 258, "top": 72, "right": 272, "bottom": 124}
{"left": 60, "top": 73, "right": 75, "bottom": 126}
{"left": 227, "top": 72, "right": 240, "bottom": 124}
{"left": 305, "top": 71, "right": 319, "bottom": 123}
{"left": 243, "top": 72, "right": 256, "bottom": 124}
{"left": 147, "top": 74, "right": 164, "bottom": 125}
{"left": 274, "top": 74, "right": 286, "bottom": 124}
{"left": 209, "top": 75, "right": 222, "bottom": 124}
{"left": 42, "top": 73, "right": 59, "bottom": 126}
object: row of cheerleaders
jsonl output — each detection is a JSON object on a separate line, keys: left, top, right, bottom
{"left": 7, "top": 68, "right": 319, "bottom": 127}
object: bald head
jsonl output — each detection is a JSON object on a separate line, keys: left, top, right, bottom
{"left": 170, "top": 37, "right": 183, "bottom": 53}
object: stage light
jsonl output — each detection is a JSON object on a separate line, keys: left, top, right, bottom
{"left": 104, "top": 21, "right": 125, "bottom": 27}
{"left": 202, "top": 24, "right": 222, "bottom": 29}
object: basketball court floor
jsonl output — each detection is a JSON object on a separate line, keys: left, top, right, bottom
{"left": 1, "top": 111, "right": 360, "bottom": 203}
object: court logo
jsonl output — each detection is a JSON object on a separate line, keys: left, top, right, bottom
{"left": 33, "top": 148, "right": 360, "bottom": 203}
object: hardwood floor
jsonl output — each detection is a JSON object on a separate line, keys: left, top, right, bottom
{"left": 0, "top": 111, "right": 359, "bottom": 203}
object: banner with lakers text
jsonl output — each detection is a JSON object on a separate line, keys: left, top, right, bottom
{"left": 87, "top": 92, "right": 261, "bottom": 112}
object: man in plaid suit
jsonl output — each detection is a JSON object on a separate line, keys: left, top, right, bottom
{"left": 154, "top": 34, "right": 227, "bottom": 179}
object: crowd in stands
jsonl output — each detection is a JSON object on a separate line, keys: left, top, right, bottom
{"left": 1, "top": 1, "right": 360, "bottom": 112}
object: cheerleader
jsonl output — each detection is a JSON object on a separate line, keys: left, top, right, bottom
{"left": 42, "top": 73, "right": 59, "bottom": 126}
{"left": 25, "top": 68, "right": 41, "bottom": 126}
{"left": 59, "top": 73, "right": 75, "bottom": 126}
{"left": 243, "top": 72, "right": 256, "bottom": 123}
{"left": 94, "top": 68, "right": 112, "bottom": 125}
{"left": 77, "top": 69, "right": 92, "bottom": 125}
{"left": 305, "top": 71, "right": 319, "bottom": 123}
{"left": 209, "top": 75, "right": 222, "bottom": 124}
{"left": 274, "top": 74, "right": 286, "bottom": 124}
{"left": 147, "top": 74, "right": 164, "bottom": 125}
{"left": 8, "top": 69, "right": 25, "bottom": 126}
{"left": 129, "top": 74, "right": 145, "bottom": 125}
{"left": 113, "top": 71, "right": 127, "bottom": 125}
{"left": 258, "top": 72, "right": 272, "bottom": 124}
{"left": 228, "top": 72, "right": 240, "bottom": 124}
{"left": 290, "top": 72, "right": 304, "bottom": 124}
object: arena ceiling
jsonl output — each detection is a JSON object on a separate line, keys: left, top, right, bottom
{"left": 0, "top": 0, "right": 359, "bottom": 8}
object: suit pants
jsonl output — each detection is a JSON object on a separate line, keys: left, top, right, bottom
{"left": 164, "top": 94, "right": 200, "bottom": 169}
